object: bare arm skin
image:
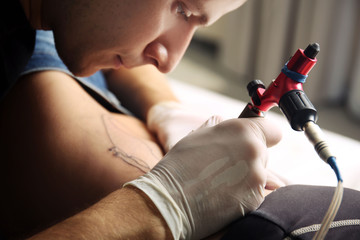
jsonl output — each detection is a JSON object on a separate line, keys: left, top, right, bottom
{"left": 0, "top": 70, "right": 166, "bottom": 238}
{"left": 104, "top": 65, "right": 179, "bottom": 121}
{"left": 28, "top": 187, "right": 173, "bottom": 240}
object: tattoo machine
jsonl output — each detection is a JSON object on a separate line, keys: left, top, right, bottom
{"left": 239, "top": 43, "right": 343, "bottom": 239}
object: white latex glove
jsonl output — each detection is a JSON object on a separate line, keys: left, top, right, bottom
{"left": 265, "top": 169, "right": 291, "bottom": 190}
{"left": 147, "top": 101, "right": 223, "bottom": 152}
{"left": 125, "top": 118, "right": 282, "bottom": 240}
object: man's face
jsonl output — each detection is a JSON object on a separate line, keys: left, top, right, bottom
{"left": 51, "top": 0, "right": 246, "bottom": 76}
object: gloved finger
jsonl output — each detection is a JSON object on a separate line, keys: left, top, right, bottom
{"left": 243, "top": 117, "right": 283, "bottom": 148}
{"left": 196, "top": 115, "right": 224, "bottom": 129}
{"left": 186, "top": 115, "right": 224, "bottom": 137}
{"left": 265, "top": 169, "right": 291, "bottom": 190}
{"left": 166, "top": 115, "right": 224, "bottom": 151}
{"left": 209, "top": 118, "right": 281, "bottom": 169}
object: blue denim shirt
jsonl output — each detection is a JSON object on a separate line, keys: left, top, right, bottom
{"left": 21, "top": 30, "right": 132, "bottom": 114}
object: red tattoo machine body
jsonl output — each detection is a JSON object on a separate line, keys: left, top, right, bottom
{"left": 242, "top": 43, "right": 320, "bottom": 131}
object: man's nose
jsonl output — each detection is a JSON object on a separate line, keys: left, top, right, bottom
{"left": 144, "top": 28, "right": 196, "bottom": 73}
{"left": 143, "top": 42, "right": 170, "bottom": 73}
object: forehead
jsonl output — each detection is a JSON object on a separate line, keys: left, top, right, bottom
{"left": 190, "top": 0, "right": 247, "bottom": 25}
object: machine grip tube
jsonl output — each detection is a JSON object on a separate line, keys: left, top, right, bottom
{"left": 279, "top": 90, "right": 318, "bottom": 131}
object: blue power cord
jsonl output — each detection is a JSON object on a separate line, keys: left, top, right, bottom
{"left": 327, "top": 156, "right": 343, "bottom": 182}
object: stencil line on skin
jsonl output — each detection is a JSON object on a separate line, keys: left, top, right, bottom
{"left": 102, "top": 114, "right": 160, "bottom": 173}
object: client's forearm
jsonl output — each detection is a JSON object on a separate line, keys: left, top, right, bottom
{"left": 28, "top": 187, "right": 172, "bottom": 240}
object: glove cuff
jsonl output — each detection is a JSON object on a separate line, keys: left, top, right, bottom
{"left": 124, "top": 173, "right": 191, "bottom": 240}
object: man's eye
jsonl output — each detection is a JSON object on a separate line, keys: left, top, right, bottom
{"left": 176, "top": 2, "right": 192, "bottom": 21}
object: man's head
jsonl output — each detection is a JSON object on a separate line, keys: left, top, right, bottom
{"left": 35, "top": 0, "right": 247, "bottom": 76}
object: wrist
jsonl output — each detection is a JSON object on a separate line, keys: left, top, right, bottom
{"left": 125, "top": 174, "right": 191, "bottom": 240}
{"left": 28, "top": 187, "right": 173, "bottom": 240}
{"left": 124, "top": 186, "right": 174, "bottom": 240}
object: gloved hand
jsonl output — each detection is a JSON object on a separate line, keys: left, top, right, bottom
{"left": 265, "top": 169, "right": 291, "bottom": 190}
{"left": 125, "top": 117, "right": 282, "bottom": 240}
{"left": 147, "top": 101, "right": 223, "bottom": 152}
